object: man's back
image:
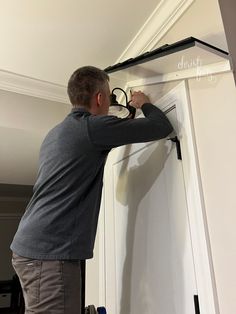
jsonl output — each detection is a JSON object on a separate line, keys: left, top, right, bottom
{"left": 11, "top": 108, "right": 109, "bottom": 260}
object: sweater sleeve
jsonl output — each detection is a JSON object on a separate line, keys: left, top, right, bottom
{"left": 87, "top": 103, "right": 173, "bottom": 150}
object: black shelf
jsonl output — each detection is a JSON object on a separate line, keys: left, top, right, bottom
{"left": 104, "top": 37, "right": 229, "bottom": 75}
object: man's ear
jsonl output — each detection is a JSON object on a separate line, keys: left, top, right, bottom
{"left": 96, "top": 92, "right": 103, "bottom": 107}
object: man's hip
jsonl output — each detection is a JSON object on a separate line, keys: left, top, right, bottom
{"left": 12, "top": 253, "right": 82, "bottom": 314}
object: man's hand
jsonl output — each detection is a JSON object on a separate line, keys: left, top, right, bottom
{"left": 130, "top": 91, "right": 151, "bottom": 109}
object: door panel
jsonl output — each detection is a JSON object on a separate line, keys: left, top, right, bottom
{"left": 113, "top": 140, "right": 173, "bottom": 314}
{"left": 105, "top": 105, "right": 197, "bottom": 314}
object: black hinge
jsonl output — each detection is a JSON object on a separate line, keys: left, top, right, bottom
{"left": 194, "top": 295, "right": 200, "bottom": 314}
{"left": 168, "top": 136, "right": 182, "bottom": 160}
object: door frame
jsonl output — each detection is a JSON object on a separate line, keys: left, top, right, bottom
{"left": 153, "top": 80, "right": 219, "bottom": 314}
{"left": 100, "top": 80, "right": 219, "bottom": 314}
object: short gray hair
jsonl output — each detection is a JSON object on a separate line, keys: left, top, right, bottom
{"left": 67, "top": 66, "right": 109, "bottom": 108}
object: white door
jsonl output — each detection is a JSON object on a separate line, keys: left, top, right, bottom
{"left": 104, "top": 95, "right": 198, "bottom": 314}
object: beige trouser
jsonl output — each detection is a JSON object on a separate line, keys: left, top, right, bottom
{"left": 12, "top": 253, "right": 82, "bottom": 314}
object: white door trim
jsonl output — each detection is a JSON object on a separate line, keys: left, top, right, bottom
{"left": 98, "top": 193, "right": 106, "bottom": 306}
{"left": 103, "top": 80, "right": 219, "bottom": 314}
{"left": 125, "top": 60, "right": 231, "bottom": 87}
{"left": 154, "top": 81, "right": 219, "bottom": 314}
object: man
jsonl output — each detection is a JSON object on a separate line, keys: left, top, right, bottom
{"left": 11, "top": 66, "right": 173, "bottom": 313}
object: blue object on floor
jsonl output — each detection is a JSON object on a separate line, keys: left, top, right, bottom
{"left": 97, "top": 307, "right": 107, "bottom": 314}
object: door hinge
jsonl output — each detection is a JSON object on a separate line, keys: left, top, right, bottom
{"left": 168, "top": 136, "right": 182, "bottom": 160}
{"left": 194, "top": 295, "right": 200, "bottom": 314}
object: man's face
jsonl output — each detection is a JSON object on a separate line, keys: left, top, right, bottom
{"left": 99, "top": 81, "right": 111, "bottom": 115}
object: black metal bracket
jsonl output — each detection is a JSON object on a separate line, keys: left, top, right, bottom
{"left": 168, "top": 136, "right": 182, "bottom": 160}
{"left": 194, "top": 295, "right": 200, "bottom": 314}
{"left": 104, "top": 37, "right": 228, "bottom": 74}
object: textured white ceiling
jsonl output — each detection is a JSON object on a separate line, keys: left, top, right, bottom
{"left": 0, "top": 0, "right": 160, "bottom": 85}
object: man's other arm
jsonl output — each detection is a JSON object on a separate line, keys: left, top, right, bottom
{"left": 88, "top": 95, "right": 173, "bottom": 150}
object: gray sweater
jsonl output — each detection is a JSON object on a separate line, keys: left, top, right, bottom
{"left": 11, "top": 103, "right": 173, "bottom": 260}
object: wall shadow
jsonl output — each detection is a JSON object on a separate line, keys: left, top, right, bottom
{"left": 113, "top": 133, "right": 194, "bottom": 313}
{"left": 115, "top": 140, "right": 171, "bottom": 314}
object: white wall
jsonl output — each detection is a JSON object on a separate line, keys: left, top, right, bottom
{"left": 155, "top": 0, "right": 236, "bottom": 312}
{"left": 157, "top": 0, "right": 228, "bottom": 51}
{"left": 188, "top": 72, "right": 236, "bottom": 314}
{"left": 0, "top": 89, "right": 70, "bottom": 185}
{"left": 1, "top": 0, "right": 235, "bottom": 309}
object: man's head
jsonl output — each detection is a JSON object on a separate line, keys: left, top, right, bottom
{"left": 67, "top": 66, "right": 110, "bottom": 115}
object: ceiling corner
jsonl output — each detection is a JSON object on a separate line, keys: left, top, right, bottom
{"left": 116, "top": 0, "right": 195, "bottom": 63}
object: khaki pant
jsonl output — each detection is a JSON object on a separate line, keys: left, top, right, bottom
{"left": 12, "top": 253, "right": 82, "bottom": 314}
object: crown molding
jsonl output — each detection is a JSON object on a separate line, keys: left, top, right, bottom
{"left": 0, "top": 0, "right": 194, "bottom": 102}
{"left": 0, "top": 69, "right": 69, "bottom": 104}
{"left": 116, "top": 0, "right": 195, "bottom": 62}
